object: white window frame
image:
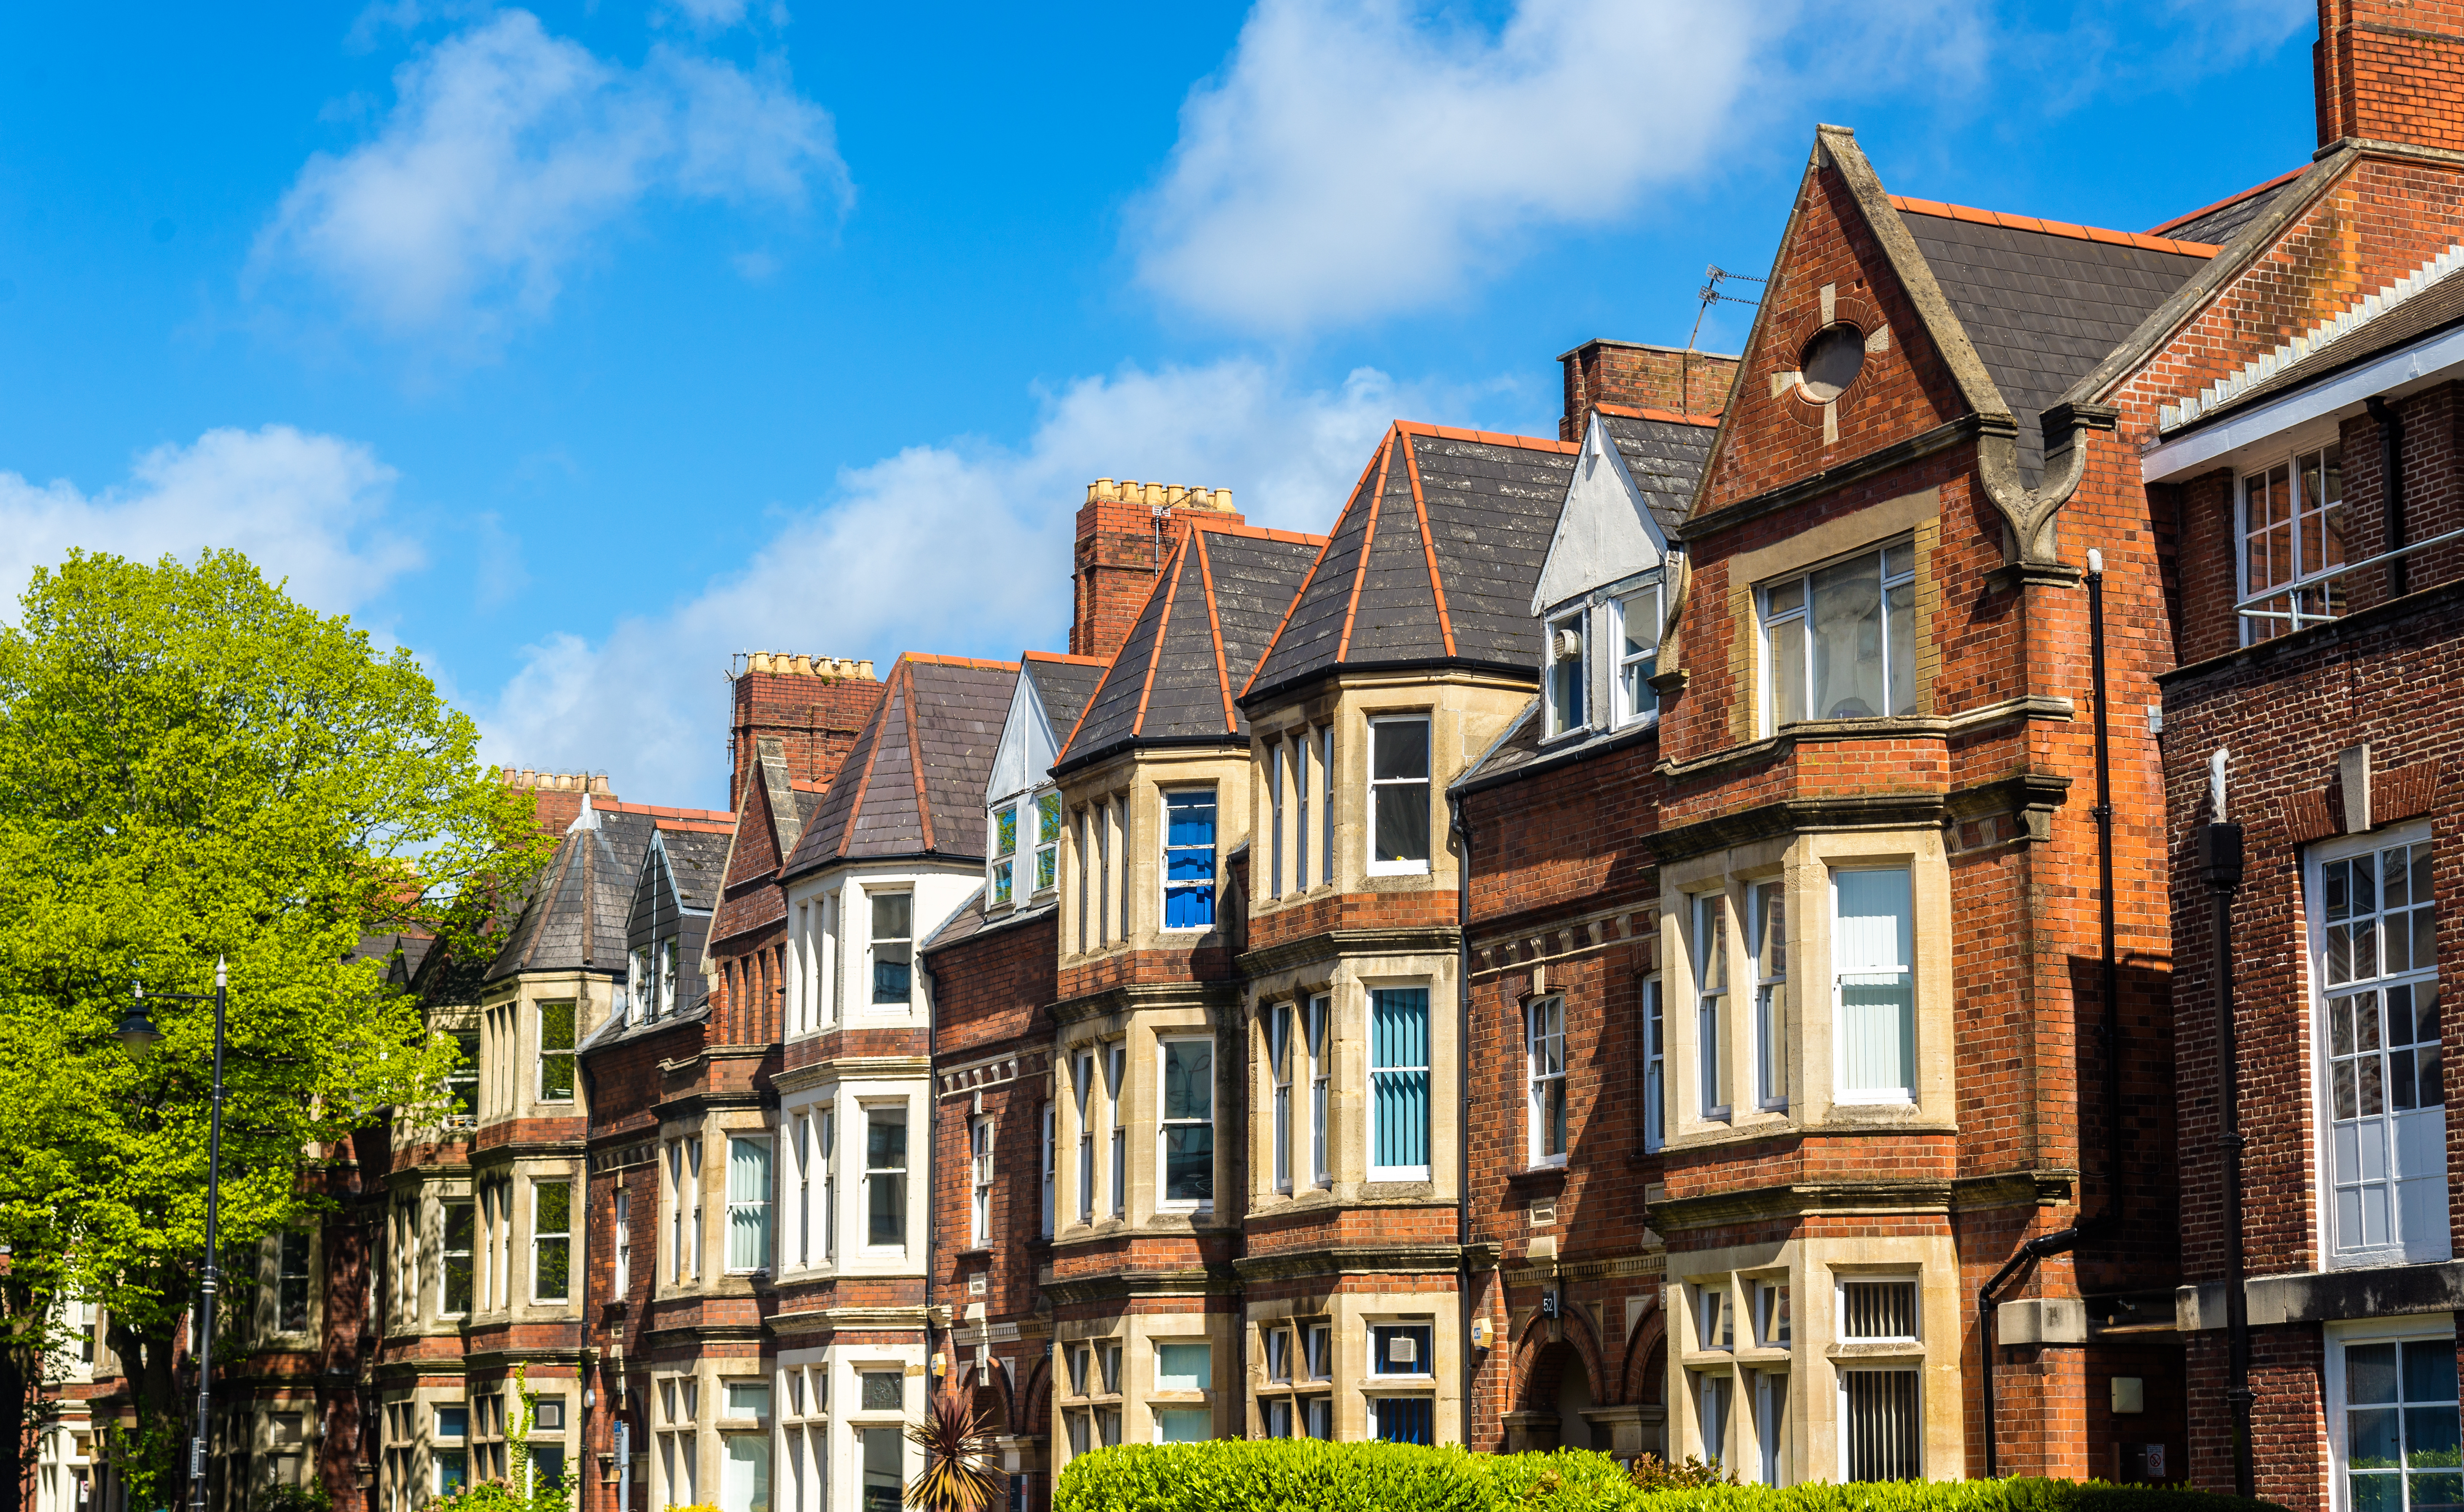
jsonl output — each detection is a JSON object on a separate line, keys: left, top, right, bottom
{"left": 536, "top": 1000, "right": 576, "bottom": 1103}
{"left": 2238, "top": 444, "right": 2347, "bottom": 645}
{"left": 1526, "top": 995, "right": 1567, "bottom": 1168}
{"left": 1161, "top": 786, "right": 1218, "bottom": 932}
{"left": 2323, "top": 1314, "right": 2462, "bottom": 1512}
{"left": 1613, "top": 583, "right": 1663, "bottom": 727}
{"left": 1543, "top": 608, "right": 1587, "bottom": 740}
{"left": 1832, "top": 867, "right": 1916, "bottom": 1106}
{"left": 1033, "top": 789, "right": 1062, "bottom": 897}
{"left": 793, "top": 1114, "right": 811, "bottom": 1267}
{"left": 1365, "top": 715, "right": 1433, "bottom": 877}
{"left": 1696, "top": 892, "right": 1731, "bottom": 1121}
{"left": 1292, "top": 734, "right": 1311, "bottom": 893}
{"left": 1836, "top": 1367, "right": 1922, "bottom": 1483}
{"left": 1107, "top": 1042, "right": 1129, "bottom": 1218}
{"left": 969, "top": 1117, "right": 995, "bottom": 1248}
{"left": 787, "top": 904, "right": 809, "bottom": 1032}
{"left": 989, "top": 795, "right": 1020, "bottom": 909}
{"left": 1307, "top": 994, "right": 1331, "bottom": 1186}
{"left": 1757, "top": 536, "right": 1918, "bottom": 734}
{"left": 725, "top": 1135, "right": 772, "bottom": 1275}
{"left": 1836, "top": 1275, "right": 1921, "bottom": 1343}
{"left": 865, "top": 889, "right": 914, "bottom": 1009}
{"left": 1074, "top": 1049, "right": 1096, "bottom": 1224}
{"left": 1367, "top": 986, "right": 1432, "bottom": 1182}
{"left": 1040, "top": 1101, "right": 1056, "bottom": 1238}
{"left": 1643, "top": 972, "right": 1666, "bottom": 1154}
{"left": 1317, "top": 726, "right": 1335, "bottom": 887}
{"left": 2310, "top": 822, "right": 2448, "bottom": 1268}
{"left": 1268, "top": 741, "right": 1286, "bottom": 899}
{"left": 1157, "top": 1035, "right": 1214, "bottom": 1212}
{"left": 612, "top": 1190, "right": 630, "bottom": 1297}
{"left": 1269, "top": 1004, "right": 1295, "bottom": 1193}
{"left": 861, "top": 1103, "right": 909, "bottom": 1253}
{"left": 1751, "top": 880, "right": 1789, "bottom": 1112}
{"left": 1076, "top": 807, "right": 1092, "bottom": 953}
{"left": 819, "top": 1108, "right": 837, "bottom": 1263}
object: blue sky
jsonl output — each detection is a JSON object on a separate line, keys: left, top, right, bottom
{"left": 0, "top": 0, "right": 2318, "bottom": 809}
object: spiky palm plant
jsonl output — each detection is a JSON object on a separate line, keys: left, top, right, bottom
{"left": 904, "top": 1391, "right": 1006, "bottom": 1512}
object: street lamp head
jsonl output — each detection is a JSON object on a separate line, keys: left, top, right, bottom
{"left": 116, "top": 999, "right": 163, "bottom": 1060}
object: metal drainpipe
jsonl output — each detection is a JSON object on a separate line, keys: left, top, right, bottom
{"left": 1450, "top": 794, "right": 1476, "bottom": 1449}
{"left": 2202, "top": 755, "right": 2255, "bottom": 1499}
{"left": 1979, "top": 1225, "right": 2081, "bottom": 1478}
{"left": 921, "top": 951, "right": 941, "bottom": 1403}
{"left": 2087, "top": 551, "right": 2124, "bottom": 1227}
{"left": 2366, "top": 395, "right": 2409, "bottom": 599}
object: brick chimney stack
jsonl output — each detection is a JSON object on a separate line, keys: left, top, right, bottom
{"left": 1069, "top": 479, "right": 1243, "bottom": 661}
{"left": 499, "top": 769, "right": 615, "bottom": 837}
{"left": 1558, "top": 339, "right": 1741, "bottom": 440}
{"left": 2316, "top": 0, "right": 2464, "bottom": 153}
{"left": 728, "top": 654, "right": 888, "bottom": 812}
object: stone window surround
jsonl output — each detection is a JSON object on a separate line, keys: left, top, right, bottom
{"left": 1658, "top": 827, "right": 1954, "bottom": 1146}
{"left": 1667, "top": 1232, "right": 1960, "bottom": 1486}
{"left": 1242, "top": 957, "right": 1460, "bottom": 1208}
{"left": 1052, "top": 1004, "right": 1223, "bottom": 1237}
{"left": 1242, "top": 1294, "right": 1460, "bottom": 1444}
{"left": 1052, "top": 1314, "right": 1229, "bottom": 1469}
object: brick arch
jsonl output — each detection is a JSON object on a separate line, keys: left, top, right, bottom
{"left": 1509, "top": 1298, "right": 1612, "bottom": 1408}
{"left": 1620, "top": 1305, "right": 1668, "bottom": 1407}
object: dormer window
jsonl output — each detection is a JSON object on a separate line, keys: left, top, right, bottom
{"left": 1544, "top": 613, "right": 1586, "bottom": 739}
{"left": 992, "top": 802, "right": 1018, "bottom": 908}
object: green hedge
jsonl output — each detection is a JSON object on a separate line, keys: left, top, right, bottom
{"left": 1051, "top": 1440, "right": 2295, "bottom": 1512}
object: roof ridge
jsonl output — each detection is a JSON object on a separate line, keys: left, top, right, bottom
{"left": 1593, "top": 401, "right": 1722, "bottom": 428}
{"left": 835, "top": 661, "right": 898, "bottom": 860}
{"left": 1185, "top": 516, "right": 1331, "bottom": 547}
{"left": 903, "top": 654, "right": 934, "bottom": 854}
{"left": 1395, "top": 419, "right": 1579, "bottom": 455}
{"left": 1191, "top": 519, "right": 1237, "bottom": 734}
{"left": 1399, "top": 431, "right": 1456, "bottom": 659}
{"left": 598, "top": 800, "right": 736, "bottom": 822}
{"left": 1236, "top": 445, "right": 1370, "bottom": 704}
{"left": 1132, "top": 533, "right": 1188, "bottom": 738}
{"left": 2147, "top": 165, "right": 2307, "bottom": 237}
{"left": 902, "top": 653, "right": 1023, "bottom": 670}
{"left": 1889, "top": 194, "right": 2218, "bottom": 257}
{"left": 1022, "top": 650, "right": 1111, "bottom": 666}
{"left": 1336, "top": 430, "right": 1397, "bottom": 663}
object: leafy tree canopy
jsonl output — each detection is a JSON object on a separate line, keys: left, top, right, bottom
{"left": 0, "top": 549, "right": 550, "bottom": 1364}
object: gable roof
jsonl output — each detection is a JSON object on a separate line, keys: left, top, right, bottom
{"left": 1060, "top": 518, "right": 1325, "bottom": 772}
{"left": 782, "top": 654, "right": 1019, "bottom": 874}
{"left": 1599, "top": 411, "right": 1719, "bottom": 537}
{"left": 1890, "top": 197, "right": 2214, "bottom": 479}
{"left": 1241, "top": 422, "right": 1579, "bottom": 706}
{"left": 1024, "top": 652, "right": 1108, "bottom": 747}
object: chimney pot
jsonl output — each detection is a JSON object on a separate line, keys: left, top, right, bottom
{"left": 857, "top": 660, "right": 875, "bottom": 679}
{"left": 792, "top": 655, "right": 813, "bottom": 675}
{"left": 1166, "top": 485, "right": 1188, "bottom": 506}
{"left": 750, "top": 652, "right": 772, "bottom": 674}
{"left": 1214, "top": 488, "right": 1234, "bottom": 511}
{"left": 1095, "top": 478, "right": 1117, "bottom": 501}
{"left": 1144, "top": 482, "right": 1166, "bottom": 506}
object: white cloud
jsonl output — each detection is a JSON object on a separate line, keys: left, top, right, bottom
{"left": 1128, "top": 0, "right": 1985, "bottom": 333}
{"left": 478, "top": 359, "right": 1497, "bottom": 807}
{"left": 257, "top": 9, "right": 846, "bottom": 346}
{"left": 0, "top": 426, "right": 422, "bottom": 623}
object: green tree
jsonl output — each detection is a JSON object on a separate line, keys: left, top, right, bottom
{"left": 0, "top": 550, "right": 553, "bottom": 1507}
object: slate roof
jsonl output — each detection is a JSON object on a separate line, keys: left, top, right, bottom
{"left": 486, "top": 809, "right": 658, "bottom": 982}
{"left": 2175, "top": 267, "right": 2464, "bottom": 431}
{"left": 1598, "top": 410, "right": 1717, "bottom": 534}
{"left": 1241, "top": 423, "right": 1579, "bottom": 707}
{"left": 782, "top": 654, "right": 1019, "bottom": 874}
{"left": 1895, "top": 207, "right": 2213, "bottom": 479}
{"left": 2152, "top": 167, "right": 2307, "bottom": 248}
{"left": 1022, "top": 651, "right": 1108, "bottom": 746}
{"left": 1451, "top": 694, "right": 1670, "bottom": 795}
{"left": 921, "top": 888, "right": 1055, "bottom": 955}
{"left": 661, "top": 828, "right": 731, "bottom": 910}
{"left": 1060, "top": 519, "right": 1325, "bottom": 771}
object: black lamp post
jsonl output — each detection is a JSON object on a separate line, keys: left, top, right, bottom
{"left": 123, "top": 959, "right": 230, "bottom": 1512}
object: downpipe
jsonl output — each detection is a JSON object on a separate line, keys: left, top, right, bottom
{"left": 1979, "top": 1226, "right": 2081, "bottom": 1478}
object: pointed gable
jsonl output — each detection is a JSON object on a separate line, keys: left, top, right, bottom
{"left": 1059, "top": 519, "right": 1325, "bottom": 772}
{"left": 784, "top": 654, "right": 1019, "bottom": 872}
{"left": 1532, "top": 411, "right": 1709, "bottom": 614}
{"left": 1243, "top": 423, "right": 1576, "bottom": 705}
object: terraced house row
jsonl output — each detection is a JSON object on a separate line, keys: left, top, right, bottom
{"left": 59, "top": 5, "right": 2464, "bottom": 1511}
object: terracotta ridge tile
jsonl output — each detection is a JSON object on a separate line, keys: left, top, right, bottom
{"left": 1022, "top": 650, "right": 1112, "bottom": 665}
{"left": 1191, "top": 525, "right": 1237, "bottom": 734}
{"left": 1400, "top": 432, "right": 1456, "bottom": 659}
{"left": 2146, "top": 164, "right": 2305, "bottom": 237}
{"left": 600, "top": 800, "right": 736, "bottom": 823}
{"left": 1886, "top": 193, "right": 2219, "bottom": 257}
{"left": 1395, "top": 418, "right": 1580, "bottom": 454}
{"left": 1337, "top": 430, "right": 1396, "bottom": 665}
{"left": 1133, "top": 534, "right": 1186, "bottom": 738}
{"left": 903, "top": 657, "right": 933, "bottom": 853}
{"left": 1592, "top": 401, "right": 1722, "bottom": 427}
{"left": 903, "top": 653, "right": 1023, "bottom": 670}
{"left": 1185, "top": 516, "right": 1330, "bottom": 547}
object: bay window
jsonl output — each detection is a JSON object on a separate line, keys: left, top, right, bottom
{"left": 2316, "top": 829, "right": 2446, "bottom": 1265}
{"left": 442, "top": 1202, "right": 473, "bottom": 1316}
{"left": 1160, "top": 1036, "right": 1215, "bottom": 1207}
{"left": 1760, "top": 538, "right": 1916, "bottom": 729}
{"left": 2242, "top": 446, "right": 2346, "bottom": 644}
{"left": 869, "top": 893, "right": 912, "bottom": 1006}
{"left": 1164, "top": 788, "right": 1218, "bottom": 929}
{"left": 820, "top": 1110, "right": 837, "bottom": 1262}
{"left": 1370, "top": 988, "right": 1431, "bottom": 1180}
{"left": 1368, "top": 717, "right": 1432, "bottom": 874}
{"left": 1527, "top": 995, "right": 1567, "bottom": 1165}
{"left": 1834, "top": 869, "right": 1915, "bottom": 1103}
{"left": 1040, "top": 1102, "right": 1056, "bottom": 1236}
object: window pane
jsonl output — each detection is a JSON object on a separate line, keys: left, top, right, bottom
{"left": 1808, "top": 552, "right": 1887, "bottom": 720}
{"left": 1373, "top": 720, "right": 1428, "bottom": 780}
{"left": 871, "top": 893, "right": 910, "bottom": 941}
{"left": 1155, "top": 1408, "right": 1210, "bottom": 1442}
{"left": 994, "top": 807, "right": 1017, "bottom": 858}
{"left": 1163, "top": 1041, "right": 1212, "bottom": 1121}
{"left": 1843, "top": 1370, "right": 1921, "bottom": 1481}
{"left": 1836, "top": 869, "right": 1915, "bottom": 1098}
{"left": 1771, "top": 616, "right": 1806, "bottom": 726}
{"left": 1374, "top": 785, "right": 1430, "bottom": 864}
{"left": 1155, "top": 1343, "right": 1210, "bottom": 1392}
{"left": 1163, "top": 1126, "right": 1213, "bottom": 1203}
{"left": 1886, "top": 577, "right": 1916, "bottom": 716}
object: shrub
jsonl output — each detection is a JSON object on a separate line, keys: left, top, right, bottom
{"left": 1053, "top": 1441, "right": 2295, "bottom": 1512}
